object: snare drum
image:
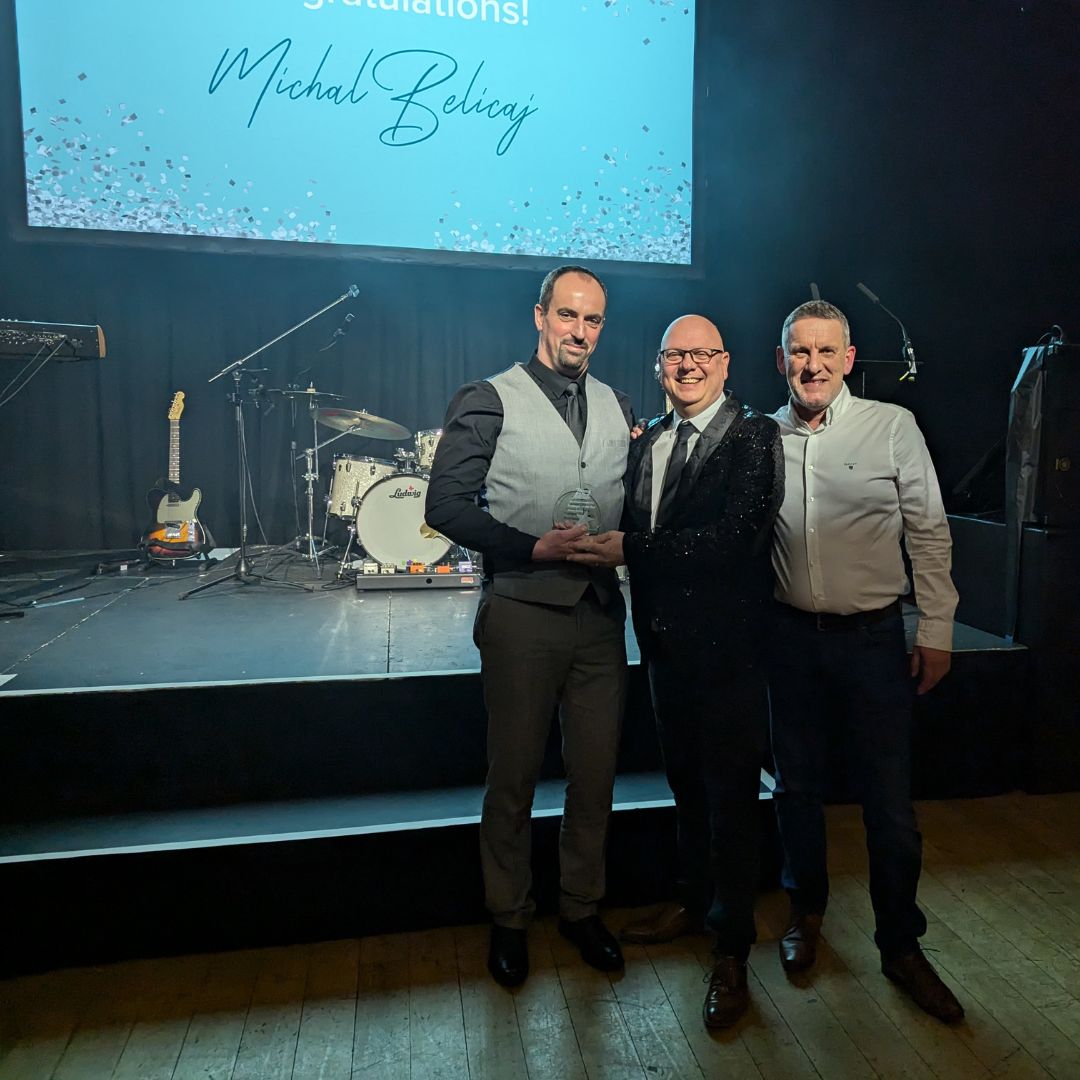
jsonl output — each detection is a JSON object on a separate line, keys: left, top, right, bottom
{"left": 327, "top": 455, "right": 397, "bottom": 519}
{"left": 356, "top": 475, "right": 450, "bottom": 566}
{"left": 414, "top": 429, "right": 443, "bottom": 472}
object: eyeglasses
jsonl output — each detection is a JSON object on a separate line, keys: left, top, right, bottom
{"left": 657, "top": 348, "right": 726, "bottom": 366}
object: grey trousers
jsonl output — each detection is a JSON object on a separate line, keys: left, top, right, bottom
{"left": 474, "top": 588, "right": 627, "bottom": 927}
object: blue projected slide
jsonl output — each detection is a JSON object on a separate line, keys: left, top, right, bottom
{"left": 15, "top": 1, "right": 695, "bottom": 264}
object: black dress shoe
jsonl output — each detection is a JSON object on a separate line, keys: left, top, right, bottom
{"left": 882, "top": 949, "right": 964, "bottom": 1023}
{"left": 779, "top": 911, "right": 823, "bottom": 973}
{"left": 487, "top": 925, "right": 528, "bottom": 988}
{"left": 703, "top": 954, "right": 749, "bottom": 1029}
{"left": 620, "top": 903, "right": 700, "bottom": 945}
{"left": 558, "top": 915, "right": 624, "bottom": 972}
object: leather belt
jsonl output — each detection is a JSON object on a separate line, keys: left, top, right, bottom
{"left": 778, "top": 599, "right": 902, "bottom": 632}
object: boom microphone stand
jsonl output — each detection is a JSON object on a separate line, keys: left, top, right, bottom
{"left": 179, "top": 285, "right": 359, "bottom": 600}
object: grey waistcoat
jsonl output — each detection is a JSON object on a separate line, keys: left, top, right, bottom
{"left": 484, "top": 363, "right": 629, "bottom": 605}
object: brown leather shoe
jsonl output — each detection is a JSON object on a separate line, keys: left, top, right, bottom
{"left": 882, "top": 949, "right": 964, "bottom": 1023}
{"left": 703, "top": 955, "right": 749, "bottom": 1029}
{"left": 620, "top": 903, "right": 699, "bottom": 945}
{"left": 779, "top": 911, "right": 823, "bottom": 973}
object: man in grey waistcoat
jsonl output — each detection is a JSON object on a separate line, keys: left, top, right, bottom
{"left": 425, "top": 265, "right": 633, "bottom": 987}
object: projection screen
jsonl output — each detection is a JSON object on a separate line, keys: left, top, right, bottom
{"left": 16, "top": 0, "right": 696, "bottom": 265}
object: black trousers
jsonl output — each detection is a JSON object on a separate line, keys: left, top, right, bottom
{"left": 475, "top": 588, "right": 627, "bottom": 928}
{"left": 648, "top": 646, "right": 769, "bottom": 961}
{"left": 769, "top": 603, "right": 927, "bottom": 956}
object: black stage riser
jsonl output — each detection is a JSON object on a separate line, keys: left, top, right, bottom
{"left": 3, "top": 668, "right": 664, "bottom": 822}
{"left": 3, "top": 649, "right": 1031, "bottom": 827}
{"left": 0, "top": 807, "right": 784, "bottom": 978}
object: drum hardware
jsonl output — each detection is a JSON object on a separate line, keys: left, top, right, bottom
{"left": 335, "top": 518, "right": 361, "bottom": 578}
{"left": 393, "top": 447, "right": 420, "bottom": 472}
{"left": 181, "top": 285, "right": 359, "bottom": 600}
{"left": 270, "top": 387, "right": 344, "bottom": 402}
{"left": 282, "top": 384, "right": 348, "bottom": 573}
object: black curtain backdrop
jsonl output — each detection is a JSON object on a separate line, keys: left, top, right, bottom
{"left": 2, "top": 0, "right": 1078, "bottom": 551}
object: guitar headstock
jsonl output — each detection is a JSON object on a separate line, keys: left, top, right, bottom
{"left": 168, "top": 391, "right": 186, "bottom": 421}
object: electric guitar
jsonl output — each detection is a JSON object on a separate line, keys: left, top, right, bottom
{"left": 141, "top": 391, "right": 208, "bottom": 561}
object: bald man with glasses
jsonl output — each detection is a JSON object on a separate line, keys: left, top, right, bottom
{"left": 571, "top": 314, "right": 784, "bottom": 1029}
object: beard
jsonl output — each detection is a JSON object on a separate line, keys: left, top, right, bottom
{"left": 555, "top": 341, "right": 590, "bottom": 375}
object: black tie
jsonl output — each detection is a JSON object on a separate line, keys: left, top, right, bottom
{"left": 656, "top": 419, "right": 694, "bottom": 526}
{"left": 564, "top": 380, "right": 585, "bottom": 445}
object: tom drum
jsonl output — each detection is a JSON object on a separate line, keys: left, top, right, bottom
{"left": 414, "top": 429, "right": 443, "bottom": 473}
{"left": 327, "top": 455, "right": 397, "bottom": 519}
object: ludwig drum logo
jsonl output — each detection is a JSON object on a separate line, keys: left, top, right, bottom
{"left": 390, "top": 486, "right": 422, "bottom": 499}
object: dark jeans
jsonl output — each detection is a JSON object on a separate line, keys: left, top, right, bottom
{"left": 769, "top": 603, "right": 927, "bottom": 956}
{"left": 649, "top": 647, "right": 769, "bottom": 961}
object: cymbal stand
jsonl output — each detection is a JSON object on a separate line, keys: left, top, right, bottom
{"left": 290, "top": 397, "right": 328, "bottom": 572}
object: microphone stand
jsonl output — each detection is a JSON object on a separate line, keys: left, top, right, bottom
{"left": 856, "top": 282, "right": 919, "bottom": 383}
{"left": 179, "top": 285, "right": 358, "bottom": 600}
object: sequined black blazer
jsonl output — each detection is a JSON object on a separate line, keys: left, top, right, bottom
{"left": 622, "top": 394, "right": 784, "bottom": 665}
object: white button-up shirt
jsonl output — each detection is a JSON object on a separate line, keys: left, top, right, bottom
{"left": 770, "top": 383, "right": 957, "bottom": 651}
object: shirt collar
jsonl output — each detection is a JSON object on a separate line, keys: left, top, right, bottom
{"left": 527, "top": 352, "right": 584, "bottom": 398}
{"left": 672, "top": 390, "right": 726, "bottom": 433}
{"left": 781, "top": 381, "right": 852, "bottom": 432}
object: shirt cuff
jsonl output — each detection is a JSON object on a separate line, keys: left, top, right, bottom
{"left": 913, "top": 617, "right": 954, "bottom": 652}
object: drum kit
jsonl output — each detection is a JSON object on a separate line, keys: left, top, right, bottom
{"left": 278, "top": 385, "right": 454, "bottom": 577}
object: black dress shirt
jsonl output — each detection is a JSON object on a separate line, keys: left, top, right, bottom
{"left": 425, "top": 354, "right": 634, "bottom": 567}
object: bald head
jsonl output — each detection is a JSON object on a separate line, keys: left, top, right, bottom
{"left": 661, "top": 314, "right": 724, "bottom": 351}
{"left": 658, "top": 313, "right": 730, "bottom": 419}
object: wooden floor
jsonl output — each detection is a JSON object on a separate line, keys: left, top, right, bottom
{"left": 2, "top": 792, "right": 1078, "bottom": 1080}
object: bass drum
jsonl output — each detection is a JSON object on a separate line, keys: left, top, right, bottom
{"left": 356, "top": 475, "right": 451, "bottom": 566}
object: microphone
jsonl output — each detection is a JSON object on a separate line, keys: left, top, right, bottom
{"left": 856, "top": 281, "right": 918, "bottom": 382}
{"left": 809, "top": 282, "right": 821, "bottom": 301}
{"left": 332, "top": 312, "right": 355, "bottom": 340}
{"left": 317, "top": 311, "right": 355, "bottom": 353}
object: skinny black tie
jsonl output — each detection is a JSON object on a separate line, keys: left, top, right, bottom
{"left": 656, "top": 419, "right": 694, "bottom": 526}
{"left": 564, "top": 380, "right": 586, "bottom": 445}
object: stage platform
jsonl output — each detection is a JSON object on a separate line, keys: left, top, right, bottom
{"left": 0, "top": 547, "right": 1029, "bottom": 973}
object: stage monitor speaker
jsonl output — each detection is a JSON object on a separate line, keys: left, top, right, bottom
{"left": 1008, "top": 342, "right": 1080, "bottom": 527}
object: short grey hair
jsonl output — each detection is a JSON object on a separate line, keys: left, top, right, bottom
{"left": 780, "top": 300, "right": 851, "bottom": 351}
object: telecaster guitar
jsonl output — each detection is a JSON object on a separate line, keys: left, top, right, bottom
{"left": 142, "top": 391, "right": 208, "bottom": 560}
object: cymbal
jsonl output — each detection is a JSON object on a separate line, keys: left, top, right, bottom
{"left": 317, "top": 407, "right": 411, "bottom": 440}
{"left": 268, "top": 386, "right": 344, "bottom": 401}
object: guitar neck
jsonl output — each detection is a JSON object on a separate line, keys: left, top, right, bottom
{"left": 168, "top": 417, "right": 180, "bottom": 485}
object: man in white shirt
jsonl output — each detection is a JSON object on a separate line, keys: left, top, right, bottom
{"left": 769, "top": 300, "right": 964, "bottom": 1023}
